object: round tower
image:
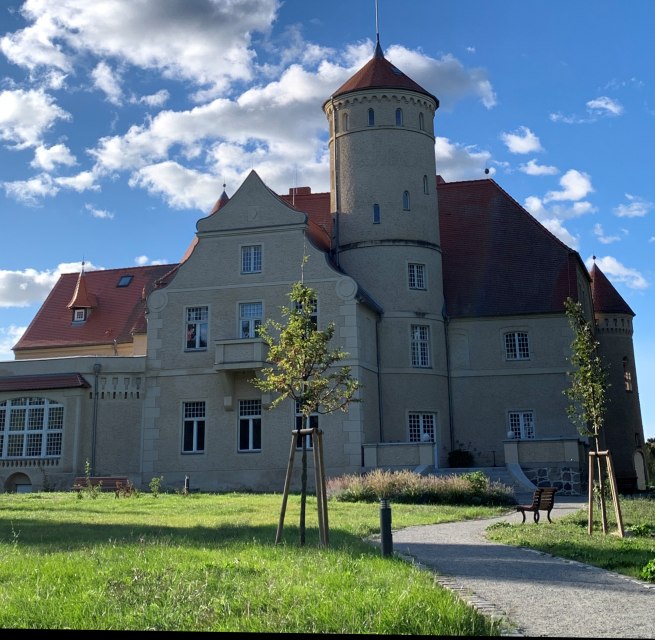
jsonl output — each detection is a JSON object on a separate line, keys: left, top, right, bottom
{"left": 322, "top": 40, "right": 449, "bottom": 453}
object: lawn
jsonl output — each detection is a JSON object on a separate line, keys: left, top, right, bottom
{"left": 0, "top": 491, "right": 510, "bottom": 633}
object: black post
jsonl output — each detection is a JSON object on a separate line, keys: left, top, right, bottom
{"left": 380, "top": 498, "right": 393, "bottom": 557}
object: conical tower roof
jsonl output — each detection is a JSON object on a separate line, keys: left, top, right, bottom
{"left": 590, "top": 261, "right": 635, "bottom": 316}
{"left": 325, "top": 39, "right": 438, "bottom": 106}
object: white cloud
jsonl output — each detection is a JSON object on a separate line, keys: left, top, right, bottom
{"left": 586, "top": 96, "right": 623, "bottom": 116}
{"left": 434, "top": 137, "right": 492, "bottom": 181}
{"left": 135, "top": 255, "right": 168, "bottom": 266}
{"left": 593, "top": 223, "right": 620, "bottom": 245}
{"left": 522, "top": 196, "right": 580, "bottom": 249}
{"left": 91, "top": 61, "right": 123, "bottom": 105}
{"left": 0, "top": 325, "right": 28, "bottom": 360}
{"left": 586, "top": 255, "right": 648, "bottom": 290}
{"left": 544, "top": 169, "right": 593, "bottom": 202}
{"left": 614, "top": 193, "right": 652, "bottom": 218}
{"left": 31, "top": 143, "right": 77, "bottom": 171}
{"left": 55, "top": 171, "right": 99, "bottom": 192}
{"left": 0, "top": 89, "right": 70, "bottom": 149}
{"left": 519, "top": 159, "right": 558, "bottom": 176}
{"left": 85, "top": 204, "right": 114, "bottom": 219}
{"left": 2, "top": 173, "right": 58, "bottom": 205}
{"left": 500, "top": 126, "right": 542, "bottom": 154}
{"left": 135, "top": 90, "right": 170, "bottom": 108}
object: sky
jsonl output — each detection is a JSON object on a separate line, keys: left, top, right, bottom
{"left": 0, "top": 0, "right": 653, "bottom": 438}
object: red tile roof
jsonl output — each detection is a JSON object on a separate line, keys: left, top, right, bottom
{"left": 14, "top": 264, "right": 176, "bottom": 353}
{"left": 326, "top": 41, "right": 438, "bottom": 106}
{"left": 0, "top": 372, "right": 90, "bottom": 392}
{"left": 280, "top": 189, "right": 332, "bottom": 251}
{"left": 67, "top": 270, "right": 97, "bottom": 309}
{"left": 590, "top": 263, "right": 635, "bottom": 316}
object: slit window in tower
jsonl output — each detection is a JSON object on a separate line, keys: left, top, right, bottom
{"left": 419, "top": 112, "right": 425, "bottom": 130}
{"left": 395, "top": 108, "right": 403, "bottom": 126}
{"left": 403, "top": 191, "right": 411, "bottom": 211}
{"left": 368, "top": 108, "right": 375, "bottom": 126}
{"left": 342, "top": 112, "right": 348, "bottom": 131}
{"left": 423, "top": 175, "right": 429, "bottom": 194}
{"left": 623, "top": 357, "right": 633, "bottom": 392}
{"left": 373, "top": 203, "right": 380, "bottom": 224}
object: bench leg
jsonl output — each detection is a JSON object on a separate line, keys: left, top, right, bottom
{"left": 534, "top": 510, "right": 540, "bottom": 523}
{"left": 518, "top": 509, "right": 526, "bottom": 523}
{"left": 546, "top": 509, "right": 553, "bottom": 524}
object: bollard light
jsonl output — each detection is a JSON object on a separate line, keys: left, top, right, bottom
{"left": 379, "top": 498, "right": 393, "bottom": 557}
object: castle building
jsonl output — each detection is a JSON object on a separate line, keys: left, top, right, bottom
{"left": 0, "top": 39, "right": 647, "bottom": 494}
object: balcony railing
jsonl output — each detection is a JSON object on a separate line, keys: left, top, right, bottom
{"left": 214, "top": 338, "right": 268, "bottom": 372}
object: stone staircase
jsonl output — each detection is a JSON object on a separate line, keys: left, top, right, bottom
{"left": 427, "top": 465, "right": 536, "bottom": 498}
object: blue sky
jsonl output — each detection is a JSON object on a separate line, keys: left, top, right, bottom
{"left": 0, "top": 0, "right": 653, "bottom": 438}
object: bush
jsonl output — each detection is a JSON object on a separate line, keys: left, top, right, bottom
{"left": 448, "top": 449, "right": 474, "bottom": 468}
{"left": 640, "top": 558, "right": 655, "bottom": 582}
{"left": 326, "top": 469, "right": 515, "bottom": 506}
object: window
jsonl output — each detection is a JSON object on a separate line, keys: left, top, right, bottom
{"left": 182, "top": 401, "right": 205, "bottom": 453}
{"left": 373, "top": 203, "right": 380, "bottom": 224}
{"left": 504, "top": 332, "right": 529, "bottom": 360}
{"left": 293, "top": 295, "right": 317, "bottom": 329}
{"left": 117, "top": 275, "right": 133, "bottom": 287}
{"left": 239, "top": 399, "right": 261, "bottom": 452}
{"left": 0, "top": 397, "right": 64, "bottom": 459}
{"left": 423, "top": 175, "right": 429, "bottom": 195}
{"left": 73, "top": 308, "right": 86, "bottom": 322}
{"left": 342, "top": 112, "right": 348, "bottom": 131}
{"left": 409, "top": 413, "right": 435, "bottom": 443}
{"left": 368, "top": 108, "right": 375, "bottom": 126}
{"left": 295, "top": 401, "right": 317, "bottom": 450}
{"left": 186, "top": 306, "right": 208, "bottom": 350}
{"left": 395, "top": 108, "right": 403, "bottom": 126}
{"left": 623, "top": 357, "right": 633, "bottom": 392}
{"left": 508, "top": 411, "right": 535, "bottom": 439}
{"left": 408, "top": 263, "right": 426, "bottom": 290}
{"left": 241, "top": 245, "right": 262, "bottom": 274}
{"left": 411, "top": 324, "right": 430, "bottom": 367}
{"left": 240, "top": 302, "right": 262, "bottom": 338}
{"left": 402, "top": 190, "right": 410, "bottom": 211}
{"left": 419, "top": 112, "right": 425, "bottom": 131}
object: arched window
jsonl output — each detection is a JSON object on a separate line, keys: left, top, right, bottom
{"left": 372, "top": 203, "right": 380, "bottom": 224}
{"left": 623, "top": 356, "right": 633, "bottom": 392}
{"left": 395, "top": 108, "right": 403, "bottom": 126}
{"left": 419, "top": 112, "right": 425, "bottom": 130}
{"left": 423, "top": 175, "right": 429, "bottom": 194}
{"left": 368, "top": 108, "right": 375, "bottom": 127}
{"left": 402, "top": 191, "right": 410, "bottom": 211}
{"left": 342, "top": 112, "right": 348, "bottom": 132}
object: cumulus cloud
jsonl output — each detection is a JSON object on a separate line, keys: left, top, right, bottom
{"left": 434, "top": 137, "right": 492, "bottom": 181}
{"left": 85, "top": 203, "right": 114, "bottom": 219}
{"left": 586, "top": 96, "right": 623, "bottom": 117}
{"left": 544, "top": 169, "right": 593, "bottom": 203}
{"left": 0, "top": 325, "right": 27, "bottom": 359}
{"left": 593, "top": 223, "right": 620, "bottom": 245}
{"left": 523, "top": 195, "right": 580, "bottom": 249}
{"left": 0, "top": 89, "right": 70, "bottom": 149}
{"left": 31, "top": 143, "right": 77, "bottom": 171}
{"left": 519, "top": 159, "right": 558, "bottom": 176}
{"left": 586, "top": 255, "right": 648, "bottom": 290}
{"left": 500, "top": 126, "right": 542, "bottom": 154}
{"left": 91, "top": 61, "right": 123, "bottom": 105}
{"left": 2, "top": 173, "right": 58, "bottom": 205}
{"left": 614, "top": 193, "right": 653, "bottom": 218}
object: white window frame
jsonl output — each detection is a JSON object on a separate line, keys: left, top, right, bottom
{"left": 0, "top": 397, "right": 64, "bottom": 459}
{"left": 508, "top": 410, "right": 535, "bottom": 440}
{"left": 239, "top": 301, "right": 263, "bottom": 338}
{"left": 504, "top": 331, "right": 530, "bottom": 360}
{"left": 408, "top": 263, "right": 426, "bottom": 290}
{"left": 185, "top": 306, "right": 208, "bottom": 351}
{"left": 408, "top": 412, "right": 435, "bottom": 443}
{"left": 239, "top": 399, "right": 262, "bottom": 452}
{"left": 411, "top": 324, "right": 431, "bottom": 368}
{"left": 241, "top": 244, "right": 262, "bottom": 274}
{"left": 182, "top": 401, "right": 205, "bottom": 453}
{"left": 73, "top": 308, "right": 86, "bottom": 322}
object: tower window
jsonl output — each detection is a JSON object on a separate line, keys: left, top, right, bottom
{"left": 419, "top": 112, "right": 425, "bottom": 131}
{"left": 373, "top": 203, "right": 380, "bottom": 224}
{"left": 402, "top": 191, "right": 411, "bottom": 211}
{"left": 368, "top": 108, "right": 375, "bottom": 127}
{"left": 342, "top": 112, "right": 348, "bottom": 131}
{"left": 423, "top": 175, "right": 429, "bottom": 195}
{"left": 623, "top": 357, "right": 633, "bottom": 392}
{"left": 395, "top": 108, "right": 403, "bottom": 126}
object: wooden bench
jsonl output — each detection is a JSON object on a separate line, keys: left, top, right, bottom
{"left": 73, "top": 476, "right": 130, "bottom": 495}
{"left": 516, "top": 487, "right": 558, "bottom": 523}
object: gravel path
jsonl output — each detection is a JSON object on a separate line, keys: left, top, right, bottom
{"left": 371, "top": 497, "right": 655, "bottom": 637}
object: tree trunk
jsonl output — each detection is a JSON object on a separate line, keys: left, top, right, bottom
{"left": 595, "top": 437, "right": 609, "bottom": 534}
{"left": 299, "top": 414, "right": 308, "bottom": 546}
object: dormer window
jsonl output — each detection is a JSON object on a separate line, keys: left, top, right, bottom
{"left": 117, "top": 275, "right": 133, "bottom": 287}
{"left": 73, "top": 308, "right": 87, "bottom": 323}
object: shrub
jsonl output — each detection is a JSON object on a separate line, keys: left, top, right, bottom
{"left": 326, "top": 469, "right": 515, "bottom": 506}
{"left": 640, "top": 558, "right": 655, "bottom": 582}
{"left": 149, "top": 475, "right": 164, "bottom": 497}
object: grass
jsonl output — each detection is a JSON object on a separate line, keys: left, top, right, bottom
{"left": 485, "top": 495, "right": 655, "bottom": 580}
{"left": 0, "top": 491, "right": 510, "bottom": 633}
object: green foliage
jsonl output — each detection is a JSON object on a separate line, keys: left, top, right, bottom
{"left": 646, "top": 438, "right": 655, "bottom": 484}
{"left": 326, "top": 469, "right": 515, "bottom": 507}
{"left": 562, "top": 297, "right": 610, "bottom": 440}
{"left": 77, "top": 459, "right": 102, "bottom": 499}
{"left": 149, "top": 475, "right": 164, "bottom": 497}
{"left": 252, "top": 280, "right": 361, "bottom": 417}
{"left": 640, "top": 558, "right": 655, "bottom": 582}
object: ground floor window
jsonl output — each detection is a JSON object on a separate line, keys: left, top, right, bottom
{"left": 182, "top": 401, "right": 205, "bottom": 453}
{"left": 0, "top": 397, "right": 64, "bottom": 459}
{"left": 239, "top": 399, "right": 261, "bottom": 452}
{"left": 408, "top": 412, "right": 435, "bottom": 443}
{"left": 508, "top": 410, "right": 535, "bottom": 439}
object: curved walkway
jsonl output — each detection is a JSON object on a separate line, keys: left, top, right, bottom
{"left": 378, "top": 496, "right": 655, "bottom": 637}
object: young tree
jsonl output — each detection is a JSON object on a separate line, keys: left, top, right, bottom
{"left": 563, "top": 296, "right": 622, "bottom": 535}
{"left": 252, "top": 280, "right": 361, "bottom": 546}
